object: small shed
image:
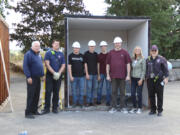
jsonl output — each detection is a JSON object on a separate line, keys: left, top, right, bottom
{"left": 64, "top": 15, "right": 151, "bottom": 108}
{"left": 0, "top": 15, "right": 11, "bottom": 110}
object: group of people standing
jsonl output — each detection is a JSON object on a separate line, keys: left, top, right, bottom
{"left": 23, "top": 36, "right": 169, "bottom": 119}
{"left": 68, "top": 36, "right": 169, "bottom": 116}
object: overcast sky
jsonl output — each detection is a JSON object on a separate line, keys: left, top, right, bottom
{"left": 5, "top": 0, "right": 108, "bottom": 51}
{"left": 83, "top": 0, "right": 108, "bottom": 15}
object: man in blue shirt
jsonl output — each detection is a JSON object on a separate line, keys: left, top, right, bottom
{"left": 42, "top": 40, "right": 65, "bottom": 114}
{"left": 23, "top": 41, "right": 44, "bottom": 119}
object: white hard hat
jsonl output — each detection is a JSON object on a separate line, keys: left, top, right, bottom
{"left": 72, "top": 41, "right": 80, "bottom": 48}
{"left": 113, "top": 37, "right": 122, "bottom": 43}
{"left": 88, "top": 40, "right": 96, "bottom": 46}
{"left": 100, "top": 41, "right": 108, "bottom": 46}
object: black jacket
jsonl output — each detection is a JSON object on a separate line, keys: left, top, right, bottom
{"left": 146, "top": 55, "right": 169, "bottom": 80}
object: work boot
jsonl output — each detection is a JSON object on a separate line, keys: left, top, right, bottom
{"left": 157, "top": 112, "right": 162, "bottom": 117}
{"left": 149, "top": 110, "right": 156, "bottom": 115}
{"left": 52, "top": 109, "right": 58, "bottom": 114}
{"left": 41, "top": 109, "right": 50, "bottom": 115}
{"left": 25, "top": 114, "right": 35, "bottom": 119}
{"left": 33, "top": 111, "right": 41, "bottom": 115}
{"left": 106, "top": 102, "right": 110, "bottom": 106}
{"left": 96, "top": 101, "right": 101, "bottom": 105}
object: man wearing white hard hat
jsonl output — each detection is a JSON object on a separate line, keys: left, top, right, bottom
{"left": 68, "top": 41, "right": 85, "bottom": 108}
{"left": 97, "top": 41, "right": 111, "bottom": 106}
{"left": 84, "top": 40, "right": 98, "bottom": 106}
{"left": 106, "top": 37, "right": 131, "bottom": 113}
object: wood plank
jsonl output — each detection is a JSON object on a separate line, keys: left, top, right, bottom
{"left": 0, "top": 16, "right": 9, "bottom": 106}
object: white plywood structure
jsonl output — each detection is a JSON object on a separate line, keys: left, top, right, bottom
{"left": 65, "top": 15, "right": 151, "bottom": 107}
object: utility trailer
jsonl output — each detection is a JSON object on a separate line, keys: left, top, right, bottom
{"left": 64, "top": 15, "right": 151, "bottom": 108}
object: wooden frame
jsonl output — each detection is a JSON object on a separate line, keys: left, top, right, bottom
{"left": 0, "top": 15, "right": 13, "bottom": 112}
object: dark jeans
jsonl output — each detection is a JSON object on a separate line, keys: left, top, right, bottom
{"left": 25, "top": 77, "right": 41, "bottom": 115}
{"left": 111, "top": 78, "right": 126, "bottom": 108}
{"left": 147, "top": 78, "right": 164, "bottom": 113}
{"left": 45, "top": 74, "right": 61, "bottom": 111}
{"left": 131, "top": 77, "right": 143, "bottom": 108}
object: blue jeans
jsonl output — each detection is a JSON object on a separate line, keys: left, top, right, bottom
{"left": 86, "top": 75, "right": 98, "bottom": 104}
{"left": 97, "top": 74, "right": 111, "bottom": 104}
{"left": 131, "top": 77, "right": 144, "bottom": 108}
{"left": 71, "top": 77, "right": 85, "bottom": 105}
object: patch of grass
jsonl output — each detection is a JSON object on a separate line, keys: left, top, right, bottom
{"left": 10, "top": 51, "right": 23, "bottom": 73}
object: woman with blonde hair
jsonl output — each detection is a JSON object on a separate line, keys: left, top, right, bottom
{"left": 129, "top": 46, "right": 146, "bottom": 114}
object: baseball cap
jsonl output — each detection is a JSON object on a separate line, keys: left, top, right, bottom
{"left": 151, "top": 45, "right": 158, "bottom": 51}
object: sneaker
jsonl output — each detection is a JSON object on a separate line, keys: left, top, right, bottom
{"left": 121, "top": 108, "right": 128, "bottom": 114}
{"left": 136, "top": 108, "right": 142, "bottom": 114}
{"left": 129, "top": 108, "right": 137, "bottom": 114}
{"left": 109, "top": 108, "right": 117, "bottom": 114}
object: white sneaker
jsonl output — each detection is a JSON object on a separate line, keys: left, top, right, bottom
{"left": 121, "top": 108, "right": 128, "bottom": 114}
{"left": 109, "top": 108, "right": 117, "bottom": 114}
{"left": 136, "top": 108, "right": 142, "bottom": 114}
{"left": 129, "top": 108, "right": 137, "bottom": 114}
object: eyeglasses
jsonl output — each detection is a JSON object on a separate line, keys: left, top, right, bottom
{"left": 151, "top": 50, "right": 157, "bottom": 52}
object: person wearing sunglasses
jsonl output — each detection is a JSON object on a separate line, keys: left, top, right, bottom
{"left": 146, "top": 45, "right": 169, "bottom": 116}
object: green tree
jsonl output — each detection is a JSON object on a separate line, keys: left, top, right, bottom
{"left": 170, "top": 0, "right": 180, "bottom": 59}
{"left": 11, "top": 0, "right": 89, "bottom": 53}
{"left": 0, "top": 0, "right": 10, "bottom": 17}
{"left": 105, "top": 0, "right": 180, "bottom": 59}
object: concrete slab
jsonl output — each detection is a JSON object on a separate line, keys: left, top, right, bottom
{"left": 0, "top": 74, "right": 180, "bottom": 135}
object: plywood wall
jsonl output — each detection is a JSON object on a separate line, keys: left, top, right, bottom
{"left": 0, "top": 16, "right": 10, "bottom": 106}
